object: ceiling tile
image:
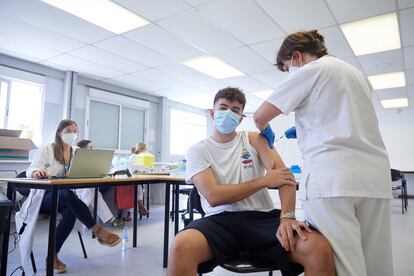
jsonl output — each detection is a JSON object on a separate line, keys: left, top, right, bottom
{"left": 94, "top": 36, "right": 172, "bottom": 67}
{"left": 375, "top": 87, "right": 408, "bottom": 99}
{"left": 319, "top": 26, "right": 354, "bottom": 58}
{"left": 156, "top": 63, "right": 216, "bottom": 84}
{"left": 398, "top": 0, "right": 414, "bottom": 9}
{"left": 133, "top": 69, "right": 190, "bottom": 87}
{"left": 44, "top": 54, "right": 124, "bottom": 79}
{"left": 404, "top": 46, "right": 414, "bottom": 70}
{"left": 407, "top": 85, "right": 414, "bottom": 97}
{"left": 225, "top": 76, "right": 270, "bottom": 92}
{"left": 200, "top": 80, "right": 232, "bottom": 93}
{"left": 0, "top": 49, "right": 43, "bottom": 64}
{"left": 341, "top": 56, "right": 364, "bottom": 72}
{"left": 0, "top": 12, "right": 85, "bottom": 53}
{"left": 40, "top": 61, "right": 71, "bottom": 72}
{"left": 113, "top": 0, "right": 192, "bottom": 22}
{"left": 256, "top": 0, "right": 336, "bottom": 33}
{"left": 69, "top": 46, "right": 147, "bottom": 73}
{"left": 109, "top": 74, "right": 169, "bottom": 91}
{"left": 157, "top": 85, "right": 213, "bottom": 109}
{"left": 158, "top": 10, "right": 243, "bottom": 54}
{"left": 184, "top": 0, "right": 215, "bottom": 6}
{"left": 0, "top": 0, "right": 114, "bottom": 43}
{"left": 400, "top": 8, "right": 414, "bottom": 47}
{"left": 358, "top": 49, "right": 404, "bottom": 75}
{"left": 252, "top": 70, "right": 288, "bottom": 88}
{"left": 216, "top": 47, "right": 274, "bottom": 75}
{"left": 249, "top": 38, "right": 285, "bottom": 64}
{"left": 326, "top": 0, "right": 396, "bottom": 23}
{"left": 198, "top": 0, "right": 284, "bottom": 44}
{"left": 123, "top": 24, "right": 205, "bottom": 61}
{"left": 406, "top": 70, "right": 414, "bottom": 85}
{"left": 0, "top": 32, "right": 61, "bottom": 62}
{"left": 408, "top": 96, "right": 414, "bottom": 108}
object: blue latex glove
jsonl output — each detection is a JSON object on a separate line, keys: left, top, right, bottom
{"left": 285, "top": 126, "right": 297, "bottom": 139}
{"left": 260, "top": 125, "right": 275, "bottom": 148}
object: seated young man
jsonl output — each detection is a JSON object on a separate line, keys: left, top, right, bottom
{"left": 167, "top": 87, "right": 336, "bottom": 276}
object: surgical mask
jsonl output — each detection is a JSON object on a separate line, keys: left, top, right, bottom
{"left": 61, "top": 132, "right": 77, "bottom": 145}
{"left": 214, "top": 110, "right": 240, "bottom": 134}
{"left": 288, "top": 55, "right": 302, "bottom": 75}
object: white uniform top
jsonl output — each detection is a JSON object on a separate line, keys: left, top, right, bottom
{"left": 16, "top": 144, "right": 94, "bottom": 272}
{"left": 186, "top": 131, "right": 274, "bottom": 216}
{"left": 267, "top": 55, "right": 392, "bottom": 200}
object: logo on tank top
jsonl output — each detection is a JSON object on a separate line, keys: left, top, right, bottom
{"left": 241, "top": 147, "right": 253, "bottom": 168}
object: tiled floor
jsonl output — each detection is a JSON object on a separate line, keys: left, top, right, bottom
{"left": 6, "top": 198, "right": 414, "bottom": 276}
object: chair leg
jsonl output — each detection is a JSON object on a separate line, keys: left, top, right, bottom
{"left": 30, "top": 251, "right": 37, "bottom": 273}
{"left": 78, "top": 231, "right": 88, "bottom": 259}
{"left": 401, "top": 188, "right": 404, "bottom": 214}
{"left": 269, "top": 271, "right": 273, "bottom": 276}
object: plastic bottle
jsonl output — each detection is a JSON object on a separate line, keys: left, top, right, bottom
{"left": 122, "top": 226, "right": 129, "bottom": 251}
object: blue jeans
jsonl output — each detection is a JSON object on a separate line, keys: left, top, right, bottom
{"left": 40, "top": 190, "right": 95, "bottom": 253}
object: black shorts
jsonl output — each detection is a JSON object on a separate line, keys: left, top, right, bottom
{"left": 185, "top": 209, "right": 304, "bottom": 276}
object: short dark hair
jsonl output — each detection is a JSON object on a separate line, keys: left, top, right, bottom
{"left": 276, "top": 29, "right": 328, "bottom": 71}
{"left": 77, "top": 139, "right": 91, "bottom": 149}
{"left": 213, "top": 87, "right": 246, "bottom": 111}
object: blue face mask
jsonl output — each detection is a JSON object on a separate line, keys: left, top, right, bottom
{"left": 214, "top": 110, "right": 240, "bottom": 134}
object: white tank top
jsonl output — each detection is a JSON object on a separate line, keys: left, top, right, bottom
{"left": 186, "top": 131, "right": 275, "bottom": 216}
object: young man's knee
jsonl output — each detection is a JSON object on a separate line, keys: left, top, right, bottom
{"left": 297, "top": 233, "right": 333, "bottom": 264}
{"left": 171, "top": 229, "right": 212, "bottom": 262}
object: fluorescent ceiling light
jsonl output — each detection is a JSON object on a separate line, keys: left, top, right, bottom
{"left": 252, "top": 90, "right": 273, "bottom": 100}
{"left": 340, "top": 12, "right": 401, "bottom": 56}
{"left": 368, "top": 72, "right": 406, "bottom": 90}
{"left": 41, "top": 0, "right": 149, "bottom": 34}
{"left": 381, "top": 98, "right": 408, "bottom": 108}
{"left": 183, "top": 56, "right": 244, "bottom": 79}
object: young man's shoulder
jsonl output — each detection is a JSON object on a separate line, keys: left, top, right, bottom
{"left": 246, "top": 131, "right": 267, "bottom": 150}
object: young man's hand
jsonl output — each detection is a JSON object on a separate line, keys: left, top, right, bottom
{"left": 276, "top": 220, "right": 312, "bottom": 252}
{"left": 262, "top": 163, "right": 296, "bottom": 188}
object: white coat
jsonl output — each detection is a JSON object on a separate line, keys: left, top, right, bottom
{"left": 267, "top": 55, "right": 392, "bottom": 200}
{"left": 15, "top": 144, "right": 94, "bottom": 273}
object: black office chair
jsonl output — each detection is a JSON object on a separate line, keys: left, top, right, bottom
{"left": 391, "top": 169, "right": 408, "bottom": 214}
{"left": 187, "top": 187, "right": 277, "bottom": 276}
{"left": 15, "top": 171, "right": 88, "bottom": 273}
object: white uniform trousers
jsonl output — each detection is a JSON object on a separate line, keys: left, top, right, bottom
{"left": 303, "top": 197, "right": 393, "bottom": 276}
{"left": 97, "top": 191, "right": 114, "bottom": 223}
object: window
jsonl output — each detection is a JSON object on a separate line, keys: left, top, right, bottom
{"left": 86, "top": 88, "right": 149, "bottom": 151}
{"left": 0, "top": 77, "right": 44, "bottom": 145}
{"left": 170, "top": 108, "right": 207, "bottom": 156}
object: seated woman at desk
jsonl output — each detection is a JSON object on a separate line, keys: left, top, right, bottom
{"left": 16, "top": 119, "right": 121, "bottom": 274}
{"left": 76, "top": 139, "right": 125, "bottom": 228}
{"left": 125, "top": 143, "right": 150, "bottom": 220}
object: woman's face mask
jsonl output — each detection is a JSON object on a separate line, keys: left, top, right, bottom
{"left": 288, "top": 54, "right": 303, "bottom": 75}
{"left": 61, "top": 132, "right": 77, "bottom": 145}
{"left": 214, "top": 110, "right": 240, "bottom": 134}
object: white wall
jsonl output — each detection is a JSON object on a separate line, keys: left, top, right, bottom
{"left": 376, "top": 108, "right": 414, "bottom": 172}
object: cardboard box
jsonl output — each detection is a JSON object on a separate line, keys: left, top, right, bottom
{"left": 0, "top": 129, "right": 37, "bottom": 160}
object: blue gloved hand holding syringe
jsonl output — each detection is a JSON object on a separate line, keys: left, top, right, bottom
{"left": 275, "top": 126, "right": 297, "bottom": 142}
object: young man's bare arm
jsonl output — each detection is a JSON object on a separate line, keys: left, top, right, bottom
{"left": 191, "top": 141, "right": 296, "bottom": 207}
{"left": 248, "top": 132, "right": 296, "bottom": 215}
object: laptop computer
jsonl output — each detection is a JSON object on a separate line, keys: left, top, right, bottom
{"left": 66, "top": 148, "right": 114, "bottom": 178}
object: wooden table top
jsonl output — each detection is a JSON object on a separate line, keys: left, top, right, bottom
{"left": 0, "top": 174, "right": 186, "bottom": 186}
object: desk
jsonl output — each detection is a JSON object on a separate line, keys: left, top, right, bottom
{"left": 0, "top": 175, "right": 185, "bottom": 276}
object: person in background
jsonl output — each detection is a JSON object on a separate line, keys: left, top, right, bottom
{"left": 254, "top": 30, "right": 393, "bottom": 276}
{"left": 16, "top": 120, "right": 121, "bottom": 274}
{"left": 76, "top": 139, "right": 125, "bottom": 228}
{"left": 122, "top": 142, "right": 150, "bottom": 221}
